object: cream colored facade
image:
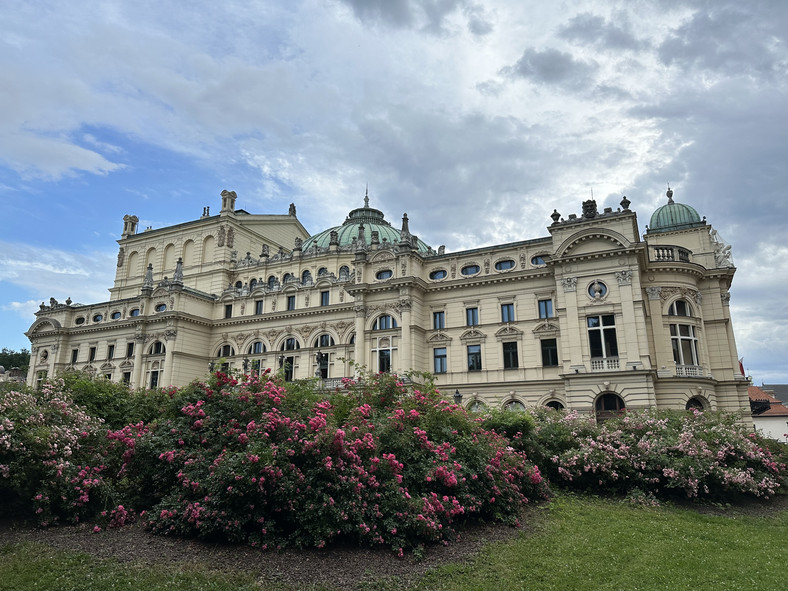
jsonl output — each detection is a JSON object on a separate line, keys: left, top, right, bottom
{"left": 26, "top": 188, "right": 750, "bottom": 417}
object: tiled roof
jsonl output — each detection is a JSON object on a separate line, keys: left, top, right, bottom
{"left": 749, "top": 386, "right": 788, "bottom": 417}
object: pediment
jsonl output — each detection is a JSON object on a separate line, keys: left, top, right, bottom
{"left": 495, "top": 325, "right": 523, "bottom": 337}
{"left": 370, "top": 251, "right": 395, "bottom": 263}
{"left": 427, "top": 331, "right": 452, "bottom": 343}
{"left": 556, "top": 229, "right": 630, "bottom": 258}
{"left": 460, "top": 327, "right": 487, "bottom": 342}
{"left": 99, "top": 362, "right": 114, "bottom": 370}
{"left": 118, "top": 360, "right": 134, "bottom": 368}
{"left": 533, "top": 321, "right": 560, "bottom": 336}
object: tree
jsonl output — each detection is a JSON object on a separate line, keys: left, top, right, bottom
{"left": 0, "top": 348, "right": 30, "bottom": 372}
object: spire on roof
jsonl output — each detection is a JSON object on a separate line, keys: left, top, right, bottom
{"left": 364, "top": 185, "right": 369, "bottom": 209}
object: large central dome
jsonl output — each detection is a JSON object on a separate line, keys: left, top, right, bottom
{"left": 303, "top": 194, "right": 433, "bottom": 253}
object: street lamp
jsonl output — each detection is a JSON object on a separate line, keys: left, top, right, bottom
{"left": 278, "top": 355, "right": 285, "bottom": 369}
{"left": 453, "top": 389, "right": 463, "bottom": 406}
{"left": 208, "top": 360, "right": 215, "bottom": 373}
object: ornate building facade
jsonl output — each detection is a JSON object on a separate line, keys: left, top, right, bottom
{"left": 25, "top": 187, "right": 750, "bottom": 417}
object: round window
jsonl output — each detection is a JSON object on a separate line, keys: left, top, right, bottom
{"left": 531, "top": 255, "right": 546, "bottom": 266}
{"left": 588, "top": 280, "right": 608, "bottom": 299}
{"left": 111, "top": 311, "right": 121, "bottom": 320}
{"left": 130, "top": 308, "right": 140, "bottom": 317}
{"left": 155, "top": 303, "right": 167, "bottom": 312}
{"left": 75, "top": 317, "right": 85, "bottom": 325}
{"left": 461, "top": 264, "right": 480, "bottom": 276}
{"left": 429, "top": 269, "right": 447, "bottom": 280}
{"left": 92, "top": 314, "right": 103, "bottom": 322}
{"left": 495, "top": 259, "right": 515, "bottom": 271}
{"left": 376, "top": 269, "right": 393, "bottom": 280}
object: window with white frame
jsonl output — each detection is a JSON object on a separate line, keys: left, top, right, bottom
{"left": 587, "top": 315, "right": 618, "bottom": 358}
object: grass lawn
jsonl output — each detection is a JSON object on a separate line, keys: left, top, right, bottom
{"left": 1, "top": 493, "right": 786, "bottom": 591}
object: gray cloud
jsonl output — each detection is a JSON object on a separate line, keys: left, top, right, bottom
{"left": 336, "top": 0, "right": 492, "bottom": 35}
{"left": 502, "top": 47, "right": 599, "bottom": 91}
{"left": 558, "top": 12, "right": 648, "bottom": 51}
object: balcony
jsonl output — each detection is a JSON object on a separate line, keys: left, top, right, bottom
{"left": 675, "top": 364, "right": 704, "bottom": 377}
{"left": 649, "top": 245, "right": 691, "bottom": 263}
{"left": 591, "top": 357, "right": 620, "bottom": 371}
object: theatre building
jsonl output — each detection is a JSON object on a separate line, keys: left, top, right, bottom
{"left": 26, "top": 187, "right": 750, "bottom": 417}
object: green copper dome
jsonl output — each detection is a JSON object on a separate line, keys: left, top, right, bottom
{"left": 302, "top": 195, "right": 433, "bottom": 253}
{"left": 648, "top": 188, "right": 704, "bottom": 233}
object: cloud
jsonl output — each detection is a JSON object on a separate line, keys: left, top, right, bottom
{"left": 558, "top": 12, "right": 648, "bottom": 51}
{"left": 501, "top": 47, "right": 599, "bottom": 91}
{"left": 335, "top": 0, "right": 493, "bottom": 35}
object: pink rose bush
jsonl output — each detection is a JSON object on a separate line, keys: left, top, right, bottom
{"left": 513, "top": 407, "right": 786, "bottom": 501}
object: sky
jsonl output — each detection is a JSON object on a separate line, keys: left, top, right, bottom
{"left": 1, "top": 0, "right": 786, "bottom": 383}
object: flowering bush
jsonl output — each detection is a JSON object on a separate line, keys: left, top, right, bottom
{"left": 519, "top": 408, "right": 786, "bottom": 500}
{"left": 140, "top": 371, "right": 549, "bottom": 552}
{"left": 0, "top": 380, "right": 113, "bottom": 525}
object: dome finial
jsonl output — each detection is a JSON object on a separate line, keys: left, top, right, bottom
{"left": 666, "top": 183, "right": 674, "bottom": 204}
{"left": 364, "top": 184, "right": 369, "bottom": 208}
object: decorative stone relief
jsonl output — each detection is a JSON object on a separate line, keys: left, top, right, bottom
{"left": 721, "top": 291, "right": 731, "bottom": 305}
{"left": 484, "top": 258, "right": 490, "bottom": 274}
{"left": 117, "top": 247, "right": 125, "bottom": 268}
{"left": 217, "top": 226, "right": 226, "bottom": 247}
{"left": 227, "top": 228, "right": 235, "bottom": 248}
{"left": 304, "top": 293, "right": 310, "bottom": 306}
{"left": 450, "top": 263, "right": 456, "bottom": 279}
{"left": 646, "top": 286, "right": 662, "bottom": 300}
{"left": 615, "top": 270, "right": 632, "bottom": 285}
{"left": 695, "top": 292, "right": 703, "bottom": 305}
{"left": 561, "top": 277, "right": 577, "bottom": 292}
{"left": 519, "top": 254, "right": 526, "bottom": 269}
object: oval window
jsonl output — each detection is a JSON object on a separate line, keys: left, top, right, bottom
{"left": 130, "top": 308, "right": 140, "bottom": 317}
{"left": 111, "top": 311, "right": 121, "bottom": 320}
{"left": 531, "top": 256, "right": 546, "bottom": 266}
{"left": 495, "top": 259, "right": 515, "bottom": 271}
{"left": 155, "top": 303, "right": 167, "bottom": 312}
{"left": 376, "top": 269, "right": 393, "bottom": 280}
{"left": 461, "top": 264, "right": 480, "bottom": 276}
{"left": 75, "top": 317, "right": 85, "bottom": 325}
{"left": 92, "top": 314, "right": 103, "bottom": 322}
{"left": 429, "top": 269, "right": 447, "bottom": 280}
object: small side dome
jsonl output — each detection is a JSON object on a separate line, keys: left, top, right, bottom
{"left": 648, "top": 187, "right": 704, "bottom": 233}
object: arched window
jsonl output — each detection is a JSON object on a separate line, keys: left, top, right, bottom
{"left": 545, "top": 400, "right": 565, "bottom": 410}
{"left": 302, "top": 270, "right": 312, "bottom": 284}
{"left": 217, "top": 344, "right": 235, "bottom": 357}
{"left": 595, "top": 393, "right": 625, "bottom": 422}
{"left": 339, "top": 266, "right": 350, "bottom": 280}
{"left": 669, "top": 299, "right": 693, "bottom": 317}
{"left": 235, "top": 281, "right": 243, "bottom": 289}
{"left": 267, "top": 275, "right": 277, "bottom": 289}
{"left": 148, "top": 341, "right": 166, "bottom": 355}
{"left": 249, "top": 278, "right": 258, "bottom": 290}
{"left": 283, "top": 273, "right": 293, "bottom": 284}
{"left": 314, "top": 334, "right": 335, "bottom": 348}
{"left": 504, "top": 400, "right": 525, "bottom": 412}
{"left": 248, "top": 341, "right": 266, "bottom": 354}
{"left": 685, "top": 397, "right": 705, "bottom": 411}
{"left": 281, "top": 337, "right": 300, "bottom": 351}
{"left": 318, "top": 267, "right": 328, "bottom": 277}
{"left": 469, "top": 400, "right": 487, "bottom": 413}
{"left": 373, "top": 315, "right": 398, "bottom": 330}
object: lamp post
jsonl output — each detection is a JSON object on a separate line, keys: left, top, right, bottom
{"left": 208, "top": 360, "right": 215, "bottom": 374}
{"left": 453, "top": 389, "right": 463, "bottom": 406}
{"left": 278, "top": 355, "right": 285, "bottom": 369}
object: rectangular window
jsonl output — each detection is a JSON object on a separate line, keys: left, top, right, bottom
{"left": 283, "top": 356, "right": 294, "bottom": 381}
{"left": 71, "top": 349, "right": 79, "bottom": 364}
{"left": 502, "top": 342, "right": 518, "bottom": 369}
{"left": 287, "top": 295, "right": 296, "bottom": 311}
{"left": 321, "top": 291, "right": 330, "bottom": 306}
{"left": 126, "top": 342, "right": 134, "bottom": 358}
{"left": 587, "top": 315, "right": 618, "bottom": 358}
{"left": 541, "top": 338, "right": 559, "bottom": 367}
{"left": 107, "top": 344, "right": 115, "bottom": 360}
{"left": 378, "top": 349, "right": 391, "bottom": 373}
{"left": 538, "top": 299, "right": 553, "bottom": 319}
{"left": 317, "top": 353, "right": 329, "bottom": 379}
{"left": 466, "top": 307, "right": 479, "bottom": 327}
{"left": 150, "top": 371, "right": 159, "bottom": 388}
{"left": 467, "top": 345, "right": 482, "bottom": 371}
{"left": 122, "top": 372, "right": 131, "bottom": 384}
{"left": 89, "top": 347, "right": 96, "bottom": 362}
{"left": 255, "top": 300, "right": 264, "bottom": 315}
{"left": 433, "top": 311, "right": 445, "bottom": 330}
{"left": 433, "top": 347, "right": 447, "bottom": 373}
{"left": 670, "top": 324, "right": 699, "bottom": 366}
{"left": 104, "top": 373, "right": 112, "bottom": 380}
{"left": 224, "top": 304, "right": 233, "bottom": 319}
{"left": 501, "top": 303, "right": 515, "bottom": 323}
